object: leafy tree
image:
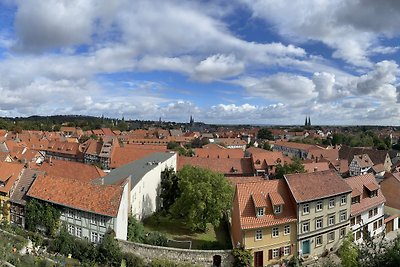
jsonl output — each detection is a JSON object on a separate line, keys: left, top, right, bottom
{"left": 160, "top": 167, "right": 180, "bottom": 212}
{"left": 232, "top": 247, "right": 253, "bottom": 267}
{"left": 25, "top": 199, "right": 60, "bottom": 236}
{"left": 167, "top": 142, "right": 180, "bottom": 150}
{"left": 275, "top": 157, "right": 306, "bottom": 179}
{"left": 144, "top": 231, "right": 168, "bottom": 246}
{"left": 257, "top": 128, "right": 274, "bottom": 140}
{"left": 97, "top": 230, "right": 122, "bottom": 266}
{"left": 261, "top": 141, "right": 271, "bottom": 151}
{"left": 127, "top": 216, "right": 146, "bottom": 242}
{"left": 171, "top": 166, "right": 233, "bottom": 231}
{"left": 191, "top": 137, "right": 209, "bottom": 148}
{"left": 338, "top": 233, "right": 359, "bottom": 267}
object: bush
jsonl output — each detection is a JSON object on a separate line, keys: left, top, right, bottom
{"left": 149, "top": 258, "right": 197, "bottom": 267}
{"left": 122, "top": 252, "right": 145, "bottom": 267}
{"left": 128, "top": 216, "right": 146, "bottom": 242}
{"left": 232, "top": 247, "right": 253, "bottom": 267}
{"left": 144, "top": 231, "right": 168, "bottom": 247}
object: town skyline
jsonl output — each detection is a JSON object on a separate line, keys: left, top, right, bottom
{"left": 1, "top": 1, "right": 400, "bottom": 125}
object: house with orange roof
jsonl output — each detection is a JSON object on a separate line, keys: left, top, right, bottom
{"left": 273, "top": 141, "right": 320, "bottom": 159}
{"left": 109, "top": 146, "right": 166, "bottom": 169}
{"left": 194, "top": 147, "right": 244, "bottom": 159}
{"left": 303, "top": 162, "right": 330, "bottom": 173}
{"left": 0, "top": 162, "right": 25, "bottom": 222}
{"left": 349, "top": 154, "right": 374, "bottom": 176}
{"left": 44, "top": 141, "right": 84, "bottom": 162}
{"left": 27, "top": 174, "right": 129, "bottom": 242}
{"left": 231, "top": 179, "right": 297, "bottom": 267}
{"left": 344, "top": 173, "right": 386, "bottom": 244}
{"left": 246, "top": 147, "right": 291, "bottom": 177}
{"left": 285, "top": 170, "right": 352, "bottom": 259}
{"left": 82, "top": 137, "right": 119, "bottom": 169}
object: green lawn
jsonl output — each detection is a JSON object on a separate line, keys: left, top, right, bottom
{"left": 143, "top": 214, "right": 232, "bottom": 250}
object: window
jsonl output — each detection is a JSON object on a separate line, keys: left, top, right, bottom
{"left": 373, "top": 221, "right": 378, "bottom": 230}
{"left": 368, "top": 210, "right": 373, "bottom": 218}
{"left": 340, "top": 228, "right": 346, "bottom": 239}
{"left": 74, "top": 211, "right": 81, "bottom": 221}
{"left": 370, "top": 190, "right": 378, "bottom": 197}
{"left": 351, "top": 217, "right": 356, "bottom": 226}
{"left": 99, "top": 216, "right": 106, "bottom": 227}
{"left": 316, "top": 235, "right": 322, "bottom": 246}
{"left": 272, "top": 227, "right": 279, "bottom": 237}
{"left": 302, "top": 222, "right": 309, "bottom": 233}
{"left": 341, "top": 195, "right": 347, "bottom": 205}
{"left": 379, "top": 219, "right": 383, "bottom": 228}
{"left": 316, "top": 218, "right": 323, "bottom": 229}
{"left": 257, "top": 208, "right": 264, "bottom": 217}
{"left": 340, "top": 211, "right": 347, "bottom": 222}
{"left": 356, "top": 215, "right": 361, "bottom": 224}
{"left": 356, "top": 230, "right": 362, "bottom": 240}
{"left": 90, "top": 214, "right": 97, "bottom": 225}
{"left": 99, "top": 234, "right": 104, "bottom": 243}
{"left": 76, "top": 227, "right": 82, "bottom": 237}
{"left": 351, "top": 196, "right": 360, "bottom": 204}
{"left": 328, "top": 214, "right": 335, "bottom": 226}
{"left": 90, "top": 232, "right": 98, "bottom": 243}
{"left": 316, "top": 201, "right": 322, "bottom": 212}
{"left": 272, "top": 248, "right": 279, "bottom": 259}
{"left": 328, "top": 231, "right": 335, "bottom": 242}
{"left": 255, "top": 230, "right": 263, "bottom": 240}
{"left": 303, "top": 204, "right": 309, "bottom": 214}
{"left": 284, "top": 246, "right": 291, "bottom": 256}
{"left": 67, "top": 209, "right": 74, "bottom": 218}
{"left": 373, "top": 207, "right": 378, "bottom": 216}
{"left": 329, "top": 198, "right": 335, "bottom": 208}
{"left": 67, "top": 224, "right": 75, "bottom": 235}
{"left": 274, "top": 205, "right": 282, "bottom": 214}
{"left": 284, "top": 225, "right": 290, "bottom": 235}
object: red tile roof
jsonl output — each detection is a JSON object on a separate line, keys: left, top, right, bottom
{"left": 285, "top": 170, "right": 352, "bottom": 203}
{"left": 194, "top": 147, "right": 244, "bottom": 159}
{"left": 269, "top": 192, "right": 285, "bottom": 206}
{"left": 252, "top": 193, "right": 268, "bottom": 207}
{"left": 274, "top": 141, "right": 318, "bottom": 151}
{"left": 227, "top": 176, "right": 265, "bottom": 186}
{"left": 303, "top": 162, "right": 330, "bottom": 173}
{"left": 344, "top": 173, "right": 386, "bottom": 216}
{"left": 27, "top": 174, "right": 125, "bottom": 217}
{"left": 0, "top": 162, "right": 25, "bottom": 194}
{"left": 235, "top": 179, "right": 297, "bottom": 230}
{"left": 110, "top": 147, "right": 166, "bottom": 169}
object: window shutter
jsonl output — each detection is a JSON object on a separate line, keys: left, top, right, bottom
{"left": 280, "top": 247, "right": 284, "bottom": 257}
{"left": 288, "top": 245, "right": 291, "bottom": 255}
{"left": 268, "top": 249, "right": 272, "bottom": 260}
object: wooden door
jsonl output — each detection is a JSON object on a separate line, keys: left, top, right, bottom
{"left": 254, "top": 251, "right": 263, "bottom": 267}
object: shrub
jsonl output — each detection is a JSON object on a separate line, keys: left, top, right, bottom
{"left": 122, "top": 252, "right": 145, "bottom": 267}
{"left": 144, "top": 231, "right": 168, "bottom": 247}
{"left": 232, "top": 247, "right": 253, "bottom": 267}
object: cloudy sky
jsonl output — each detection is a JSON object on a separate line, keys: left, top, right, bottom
{"left": 1, "top": 0, "right": 400, "bottom": 125}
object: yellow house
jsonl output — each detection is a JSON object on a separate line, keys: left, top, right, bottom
{"left": 0, "top": 162, "right": 25, "bottom": 222}
{"left": 231, "top": 179, "right": 297, "bottom": 267}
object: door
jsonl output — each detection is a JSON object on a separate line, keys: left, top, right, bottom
{"left": 302, "top": 240, "right": 310, "bottom": 255}
{"left": 387, "top": 220, "right": 393, "bottom": 234}
{"left": 254, "top": 251, "right": 263, "bottom": 267}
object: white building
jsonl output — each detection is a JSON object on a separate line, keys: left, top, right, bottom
{"left": 97, "top": 152, "right": 177, "bottom": 220}
{"left": 349, "top": 154, "right": 374, "bottom": 177}
{"left": 345, "top": 173, "right": 386, "bottom": 244}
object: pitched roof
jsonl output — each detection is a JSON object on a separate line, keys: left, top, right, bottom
{"left": 235, "top": 179, "right": 297, "bottom": 229}
{"left": 110, "top": 146, "right": 167, "bottom": 169}
{"left": 194, "top": 147, "right": 244, "bottom": 159}
{"left": 10, "top": 169, "right": 44, "bottom": 205}
{"left": 246, "top": 147, "right": 289, "bottom": 168}
{"left": 0, "top": 162, "right": 25, "bottom": 194}
{"left": 227, "top": 176, "right": 265, "bottom": 186}
{"left": 178, "top": 156, "right": 254, "bottom": 176}
{"left": 352, "top": 154, "right": 374, "bottom": 168}
{"left": 307, "top": 148, "right": 339, "bottom": 163}
{"left": 34, "top": 159, "right": 105, "bottom": 182}
{"left": 285, "top": 170, "right": 352, "bottom": 203}
{"left": 344, "top": 173, "right": 386, "bottom": 216}
{"left": 339, "top": 146, "right": 389, "bottom": 166}
{"left": 27, "top": 174, "right": 125, "bottom": 217}
{"left": 274, "top": 141, "right": 317, "bottom": 152}
{"left": 303, "top": 162, "right": 330, "bottom": 173}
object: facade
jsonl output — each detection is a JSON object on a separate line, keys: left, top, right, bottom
{"left": 83, "top": 137, "right": 119, "bottom": 170}
{"left": 272, "top": 141, "right": 317, "bottom": 159}
{"left": 231, "top": 179, "right": 297, "bottom": 267}
{"left": 43, "top": 141, "right": 83, "bottom": 162}
{"left": 27, "top": 174, "right": 129, "bottom": 242}
{"left": 97, "top": 152, "right": 177, "bottom": 220}
{"left": 344, "top": 174, "right": 385, "bottom": 244}
{"left": 284, "top": 170, "right": 352, "bottom": 259}
{"left": 349, "top": 154, "right": 374, "bottom": 176}
{"left": 380, "top": 172, "right": 400, "bottom": 215}
{"left": 246, "top": 147, "right": 290, "bottom": 178}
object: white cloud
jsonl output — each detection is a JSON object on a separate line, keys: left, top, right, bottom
{"left": 192, "top": 54, "right": 244, "bottom": 82}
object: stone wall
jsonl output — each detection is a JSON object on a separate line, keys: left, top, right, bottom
{"left": 118, "top": 239, "right": 233, "bottom": 267}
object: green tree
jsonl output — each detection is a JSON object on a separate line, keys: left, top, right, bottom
{"left": 232, "top": 247, "right": 253, "bottom": 267}
{"left": 160, "top": 167, "right": 180, "bottom": 212}
{"left": 25, "top": 199, "right": 60, "bottom": 236}
{"left": 275, "top": 157, "right": 306, "bottom": 179}
{"left": 127, "top": 216, "right": 146, "bottom": 242}
{"left": 97, "top": 230, "right": 122, "bottom": 266}
{"left": 257, "top": 128, "right": 274, "bottom": 140}
{"left": 171, "top": 166, "right": 233, "bottom": 231}
{"left": 167, "top": 142, "right": 180, "bottom": 150}
{"left": 338, "top": 233, "right": 359, "bottom": 267}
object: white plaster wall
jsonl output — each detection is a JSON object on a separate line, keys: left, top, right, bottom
{"left": 351, "top": 204, "right": 385, "bottom": 244}
{"left": 114, "top": 181, "right": 129, "bottom": 240}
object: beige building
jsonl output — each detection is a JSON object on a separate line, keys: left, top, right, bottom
{"left": 285, "top": 170, "right": 352, "bottom": 260}
{"left": 231, "top": 179, "right": 297, "bottom": 267}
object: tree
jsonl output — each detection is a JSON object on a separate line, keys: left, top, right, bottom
{"left": 167, "top": 142, "right": 180, "bottom": 150}
{"left": 257, "top": 128, "right": 274, "bottom": 140}
{"left": 338, "top": 233, "right": 359, "bottom": 267}
{"left": 275, "top": 157, "right": 306, "bottom": 179}
{"left": 25, "top": 199, "right": 60, "bottom": 236}
{"left": 160, "top": 167, "right": 180, "bottom": 212}
{"left": 171, "top": 166, "right": 233, "bottom": 231}
{"left": 127, "top": 216, "right": 146, "bottom": 242}
{"left": 97, "top": 230, "right": 122, "bottom": 266}
{"left": 232, "top": 247, "right": 253, "bottom": 267}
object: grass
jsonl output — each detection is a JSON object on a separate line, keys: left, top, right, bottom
{"left": 143, "top": 213, "right": 232, "bottom": 250}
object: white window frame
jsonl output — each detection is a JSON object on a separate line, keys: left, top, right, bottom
{"left": 67, "top": 209, "right": 74, "bottom": 218}
{"left": 90, "top": 232, "right": 98, "bottom": 243}
{"left": 340, "top": 195, "right": 347, "bottom": 206}
{"left": 329, "top": 198, "right": 335, "bottom": 209}
{"left": 272, "top": 248, "right": 279, "bottom": 259}
{"left": 67, "top": 224, "right": 75, "bottom": 235}
{"left": 284, "top": 225, "right": 290, "bottom": 235}
{"left": 98, "top": 233, "right": 104, "bottom": 243}
{"left": 316, "top": 218, "right": 323, "bottom": 229}
{"left": 257, "top": 208, "right": 264, "bottom": 217}
{"left": 316, "top": 201, "right": 322, "bottom": 212}
{"left": 255, "top": 230, "right": 262, "bottom": 240}
{"left": 284, "top": 246, "right": 290, "bottom": 256}
{"left": 328, "top": 231, "right": 335, "bottom": 242}
{"left": 99, "top": 216, "right": 106, "bottom": 227}
{"left": 328, "top": 214, "right": 335, "bottom": 226}
{"left": 340, "top": 228, "right": 346, "bottom": 239}
{"left": 315, "top": 235, "right": 322, "bottom": 247}
{"left": 274, "top": 205, "right": 282, "bottom": 214}
{"left": 90, "top": 214, "right": 97, "bottom": 225}
{"left": 74, "top": 211, "right": 81, "bottom": 221}
{"left": 272, "top": 227, "right": 279, "bottom": 237}
{"left": 302, "top": 222, "right": 309, "bottom": 233}
{"left": 303, "top": 203, "right": 309, "bottom": 215}
{"left": 340, "top": 211, "right": 347, "bottom": 222}
{"left": 76, "top": 227, "right": 82, "bottom": 237}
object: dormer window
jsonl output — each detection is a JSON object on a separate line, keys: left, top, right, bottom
{"left": 257, "top": 208, "right": 265, "bottom": 217}
{"left": 255, "top": 159, "right": 261, "bottom": 164}
{"left": 274, "top": 205, "right": 282, "bottom": 214}
{"left": 369, "top": 190, "right": 378, "bottom": 198}
{"left": 351, "top": 196, "right": 360, "bottom": 204}
{"left": 364, "top": 182, "right": 379, "bottom": 198}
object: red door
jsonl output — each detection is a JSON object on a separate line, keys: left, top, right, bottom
{"left": 254, "top": 251, "right": 263, "bottom": 267}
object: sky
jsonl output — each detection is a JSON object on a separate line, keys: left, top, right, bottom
{"left": 0, "top": 0, "right": 400, "bottom": 125}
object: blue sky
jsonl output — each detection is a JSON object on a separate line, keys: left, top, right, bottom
{"left": 0, "top": 0, "right": 400, "bottom": 125}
